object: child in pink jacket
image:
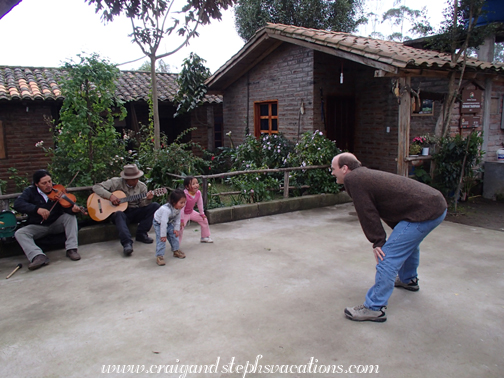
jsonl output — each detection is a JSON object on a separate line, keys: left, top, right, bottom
{"left": 179, "top": 176, "right": 213, "bottom": 244}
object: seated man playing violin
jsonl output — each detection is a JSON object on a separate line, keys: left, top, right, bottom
{"left": 92, "top": 164, "right": 160, "bottom": 256}
{"left": 14, "top": 169, "right": 81, "bottom": 271}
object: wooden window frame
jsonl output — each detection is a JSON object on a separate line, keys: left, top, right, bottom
{"left": 254, "top": 100, "right": 279, "bottom": 137}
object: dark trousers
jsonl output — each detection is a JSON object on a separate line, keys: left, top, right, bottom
{"left": 111, "top": 203, "right": 160, "bottom": 246}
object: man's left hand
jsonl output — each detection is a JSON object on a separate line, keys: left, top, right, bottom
{"left": 373, "top": 246, "right": 385, "bottom": 263}
{"left": 146, "top": 191, "right": 154, "bottom": 200}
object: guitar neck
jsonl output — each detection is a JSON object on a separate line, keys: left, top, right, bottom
{"left": 119, "top": 188, "right": 165, "bottom": 203}
{"left": 119, "top": 192, "right": 148, "bottom": 204}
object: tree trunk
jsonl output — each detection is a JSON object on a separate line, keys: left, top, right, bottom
{"left": 150, "top": 55, "right": 160, "bottom": 150}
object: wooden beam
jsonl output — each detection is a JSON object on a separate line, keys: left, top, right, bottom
{"left": 375, "top": 68, "right": 504, "bottom": 82}
{"left": 397, "top": 77, "right": 411, "bottom": 177}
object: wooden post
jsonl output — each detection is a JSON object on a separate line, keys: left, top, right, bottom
{"left": 283, "top": 171, "right": 289, "bottom": 198}
{"left": 202, "top": 177, "right": 208, "bottom": 210}
{"left": 397, "top": 77, "right": 411, "bottom": 177}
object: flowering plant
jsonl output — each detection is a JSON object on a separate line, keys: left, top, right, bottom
{"left": 412, "top": 136, "right": 427, "bottom": 146}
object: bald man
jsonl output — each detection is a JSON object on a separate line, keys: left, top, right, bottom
{"left": 331, "top": 153, "right": 447, "bottom": 322}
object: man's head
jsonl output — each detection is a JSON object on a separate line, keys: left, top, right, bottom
{"left": 120, "top": 164, "right": 143, "bottom": 187}
{"left": 33, "top": 170, "right": 53, "bottom": 194}
{"left": 331, "top": 152, "right": 361, "bottom": 184}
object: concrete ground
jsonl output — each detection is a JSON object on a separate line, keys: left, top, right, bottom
{"left": 0, "top": 203, "right": 503, "bottom": 378}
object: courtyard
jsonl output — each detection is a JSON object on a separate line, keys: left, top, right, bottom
{"left": 0, "top": 202, "right": 502, "bottom": 378}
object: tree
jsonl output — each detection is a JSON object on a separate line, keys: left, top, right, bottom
{"left": 429, "top": 0, "right": 491, "bottom": 137}
{"left": 174, "top": 52, "right": 211, "bottom": 117}
{"left": 234, "top": 0, "right": 366, "bottom": 42}
{"left": 136, "top": 58, "right": 173, "bottom": 72}
{"left": 87, "top": 0, "right": 237, "bottom": 149}
{"left": 381, "top": 4, "right": 433, "bottom": 42}
{"left": 52, "top": 53, "right": 128, "bottom": 186}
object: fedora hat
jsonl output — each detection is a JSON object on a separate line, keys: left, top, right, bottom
{"left": 120, "top": 164, "right": 144, "bottom": 179}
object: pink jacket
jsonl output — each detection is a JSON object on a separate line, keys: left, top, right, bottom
{"left": 183, "top": 189, "right": 204, "bottom": 215}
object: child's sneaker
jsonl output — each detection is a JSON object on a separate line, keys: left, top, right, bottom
{"left": 156, "top": 256, "right": 166, "bottom": 266}
{"left": 201, "top": 237, "right": 213, "bottom": 243}
{"left": 173, "top": 250, "right": 186, "bottom": 259}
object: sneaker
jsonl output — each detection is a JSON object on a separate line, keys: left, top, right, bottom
{"left": 136, "top": 234, "right": 154, "bottom": 244}
{"left": 394, "top": 277, "right": 419, "bottom": 291}
{"left": 156, "top": 256, "right": 166, "bottom": 266}
{"left": 66, "top": 249, "right": 81, "bottom": 261}
{"left": 173, "top": 250, "right": 186, "bottom": 259}
{"left": 28, "top": 254, "right": 50, "bottom": 271}
{"left": 200, "top": 237, "right": 213, "bottom": 243}
{"left": 344, "top": 304, "right": 387, "bottom": 322}
{"left": 123, "top": 243, "right": 133, "bottom": 256}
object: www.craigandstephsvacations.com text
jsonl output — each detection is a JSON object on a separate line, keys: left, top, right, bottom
{"left": 101, "top": 356, "right": 380, "bottom": 376}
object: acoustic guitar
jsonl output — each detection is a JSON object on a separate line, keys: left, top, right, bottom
{"left": 87, "top": 187, "right": 167, "bottom": 222}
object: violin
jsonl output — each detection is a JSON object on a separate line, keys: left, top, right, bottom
{"left": 47, "top": 184, "right": 88, "bottom": 215}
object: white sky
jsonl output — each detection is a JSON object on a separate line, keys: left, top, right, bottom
{"left": 0, "top": 0, "right": 448, "bottom": 74}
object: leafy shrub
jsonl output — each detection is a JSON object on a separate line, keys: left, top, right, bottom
{"left": 432, "top": 131, "right": 484, "bottom": 199}
{"left": 49, "top": 53, "right": 128, "bottom": 186}
{"left": 286, "top": 130, "right": 341, "bottom": 194}
{"left": 230, "top": 133, "right": 292, "bottom": 171}
{"left": 222, "top": 133, "right": 292, "bottom": 202}
{"left": 135, "top": 126, "right": 207, "bottom": 189}
{"left": 8, "top": 167, "right": 30, "bottom": 192}
{"left": 0, "top": 178, "right": 7, "bottom": 194}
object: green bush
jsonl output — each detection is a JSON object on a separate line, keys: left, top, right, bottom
{"left": 432, "top": 131, "right": 484, "bottom": 199}
{"left": 49, "top": 53, "right": 128, "bottom": 186}
{"left": 286, "top": 131, "right": 341, "bottom": 194}
{"left": 135, "top": 126, "right": 207, "bottom": 190}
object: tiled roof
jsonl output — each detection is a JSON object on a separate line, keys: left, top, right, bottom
{"left": 207, "top": 23, "right": 504, "bottom": 90}
{"left": 265, "top": 24, "right": 504, "bottom": 72}
{"left": 0, "top": 66, "right": 221, "bottom": 104}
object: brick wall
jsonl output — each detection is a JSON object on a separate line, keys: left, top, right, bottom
{"left": 223, "top": 44, "right": 315, "bottom": 146}
{"left": 488, "top": 81, "right": 504, "bottom": 161}
{"left": 353, "top": 70, "right": 399, "bottom": 172}
{"left": 0, "top": 102, "right": 56, "bottom": 193}
{"left": 221, "top": 44, "right": 504, "bottom": 172}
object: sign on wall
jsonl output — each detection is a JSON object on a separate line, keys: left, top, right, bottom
{"left": 460, "top": 114, "right": 482, "bottom": 129}
{"left": 461, "top": 88, "right": 482, "bottom": 114}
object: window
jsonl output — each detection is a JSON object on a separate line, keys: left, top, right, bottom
{"left": 254, "top": 100, "right": 278, "bottom": 137}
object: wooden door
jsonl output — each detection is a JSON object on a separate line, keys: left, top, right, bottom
{"left": 326, "top": 96, "right": 355, "bottom": 152}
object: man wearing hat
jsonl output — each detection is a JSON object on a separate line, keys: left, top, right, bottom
{"left": 92, "top": 164, "right": 160, "bottom": 256}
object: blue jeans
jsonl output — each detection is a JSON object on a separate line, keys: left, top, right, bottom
{"left": 153, "top": 220, "right": 179, "bottom": 256}
{"left": 364, "top": 209, "right": 447, "bottom": 311}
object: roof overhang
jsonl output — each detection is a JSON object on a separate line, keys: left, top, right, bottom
{"left": 207, "top": 24, "right": 504, "bottom": 93}
{"left": 207, "top": 26, "right": 398, "bottom": 93}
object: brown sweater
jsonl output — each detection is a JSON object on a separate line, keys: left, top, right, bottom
{"left": 344, "top": 167, "right": 447, "bottom": 248}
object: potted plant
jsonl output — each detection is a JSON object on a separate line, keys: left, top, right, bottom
{"left": 409, "top": 143, "right": 422, "bottom": 156}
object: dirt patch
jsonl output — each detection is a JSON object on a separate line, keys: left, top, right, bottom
{"left": 444, "top": 196, "right": 504, "bottom": 232}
